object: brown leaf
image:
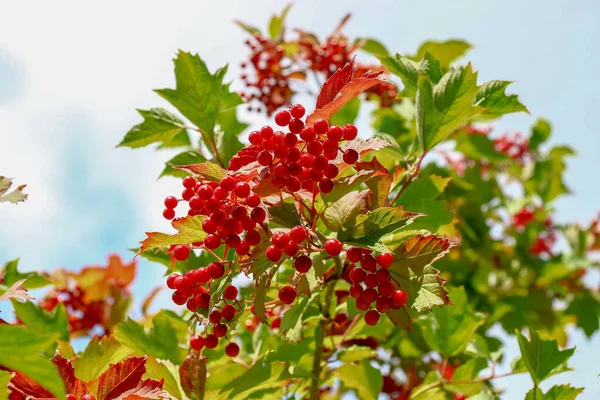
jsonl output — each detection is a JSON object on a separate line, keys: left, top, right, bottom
{"left": 52, "top": 354, "right": 86, "bottom": 397}
{"left": 96, "top": 356, "right": 147, "bottom": 400}
{"left": 179, "top": 352, "right": 207, "bottom": 400}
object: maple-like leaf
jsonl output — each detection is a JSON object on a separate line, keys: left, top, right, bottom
{"left": 139, "top": 215, "right": 207, "bottom": 254}
{"left": 307, "top": 69, "right": 385, "bottom": 125}
{"left": 52, "top": 354, "right": 86, "bottom": 397}
{"left": 0, "top": 176, "right": 28, "bottom": 204}
{"left": 96, "top": 356, "right": 147, "bottom": 400}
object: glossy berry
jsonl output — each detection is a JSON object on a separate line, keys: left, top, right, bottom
{"left": 365, "top": 310, "right": 381, "bottom": 326}
{"left": 272, "top": 231, "right": 290, "bottom": 248}
{"left": 392, "top": 290, "right": 408, "bottom": 308}
{"left": 209, "top": 310, "right": 222, "bottom": 324}
{"left": 347, "top": 247, "right": 363, "bottom": 263}
{"left": 257, "top": 150, "right": 273, "bottom": 166}
{"left": 222, "top": 304, "right": 236, "bottom": 320}
{"left": 164, "top": 196, "right": 178, "bottom": 209}
{"left": 343, "top": 149, "right": 359, "bottom": 164}
{"left": 166, "top": 273, "right": 179, "bottom": 289}
{"left": 377, "top": 252, "right": 394, "bottom": 268}
{"left": 163, "top": 208, "right": 175, "bottom": 220}
{"left": 66, "top": 395, "right": 77, "bottom": 400}
{"left": 223, "top": 285, "right": 238, "bottom": 300}
{"left": 319, "top": 178, "right": 334, "bottom": 194}
{"left": 349, "top": 267, "right": 366, "bottom": 283}
{"left": 342, "top": 124, "right": 358, "bottom": 140}
{"left": 290, "top": 104, "right": 305, "bottom": 119}
{"left": 225, "top": 342, "right": 240, "bottom": 357}
{"left": 174, "top": 275, "right": 193, "bottom": 294}
{"left": 246, "top": 192, "right": 261, "bottom": 207}
{"left": 182, "top": 176, "right": 196, "bottom": 189}
{"left": 361, "top": 255, "right": 377, "bottom": 272}
{"left": 82, "top": 395, "right": 96, "bottom": 400}
{"left": 208, "top": 262, "right": 225, "bottom": 279}
{"left": 266, "top": 245, "right": 283, "bottom": 262}
{"left": 274, "top": 110, "right": 291, "bottom": 126}
{"left": 214, "top": 323, "right": 228, "bottom": 338}
{"left": 235, "top": 182, "right": 251, "bottom": 198}
{"left": 190, "top": 335, "right": 204, "bottom": 351}
{"left": 173, "top": 245, "right": 190, "bottom": 261}
{"left": 313, "top": 119, "right": 329, "bottom": 135}
{"left": 195, "top": 293, "right": 210, "bottom": 309}
{"left": 284, "top": 241, "right": 299, "bottom": 256}
{"left": 350, "top": 283, "right": 364, "bottom": 298}
{"left": 279, "top": 286, "right": 297, "bottom": 304}
{"left": 290, "top": 226, "right": 307, "bottom": 243}
{"left": 356, "top": 297, "right": 370, "bottom": 311}
{"left": 172, "top": 291, "right": 187, "bottom": 306}
{"left": 204, "top": 334, "right": 218, "bottom": 349}
{"left": 376, "top": 296, "right": 391, "bottom": 313}
{"left": 294, "top": 255, "right": 312, "bottom": 273}
{"left": 324, "top": 238, "right": 343, "bottom": 256}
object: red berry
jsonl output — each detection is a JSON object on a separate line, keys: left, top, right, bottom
{"left": 289, "top": 118, "right": 304, "bottom": 133}
{"left": 251, "top": 207, "right": 267, "bottom": 223}
{"left": 290, "top": 226, "right": 307, "bottom": 243}
{"left": 266, "top": 245, "right": 283, "bottom": 262}
{"left": 300, "top": 126, "right": 317, "bottom": 142}
{"left": 343, "top": 149, "right": 359, "bottom": 164}
{"left": 324, "top": 238, "right": 343, "bottom": 256}
{"left": 363, "top": 288, "right": 378, "bottom": 303}
{"left": 163, "top": 208, "right": 175, "bottom": 220}
{"left": 189, "top": 196, "right": 204, "bottom": 211}
{"left": 275, "top": 110, "right": 291, "bottom": 126}
{"left": 172, "top": 291, "right": 187, "bottom": 305}
{"left": 204, "top": 234, "right": 221, "bottom": 249}
{"left": 300, "top": 153, "right": 315, "bottom": 168}
{"left": 391, "top": 290, "right": 408, "bottom": 308}
{"left": 378, "top": 281, "right": 395, "bottom": 297}
{"left": 249, "top": 130, "right": 262, "bottom": 145}
{"left": 219, "top": 176, "right": 236, "bottom": 191}
{"left": 183, "top": 176, "right": 196, "bottom": 189}
{"left": 319, "top": 179, "right": 334, "bottom": 194}
{"left": 82, "top": 395, "right": 96, "bottom": 400}
{"left": 375, "top": 268, "right": 391, "bottom": 284}
{"left": 257, "top": 150, "right": 273, "bottom": 166}
{"left": 164, "top": 196, "right": 178, "bottom": 209}
{"left": 377, "top": 253, "right": 394, "bottom": 268}
{"left": 186, "top": 298, "right": 197, "bottom": 312}
{"left": 197, "top": 184, "right": 213, "bottom": 199}
{"left": 324, "top": 164, "right": 339, "bottom": 179}
{"left": 279, "top": 286, "right": 297, "bottom": 304}
{"left": 313, "top": 119, "right": 329, "bottom": 135}
{"left": 214, "top": 323, "right": 228, "bottom": 337}
{"left": 365, "top": 310, "right": 381, "bottom": 326}
{"left": 347, "top": 247, "right": 363, "bottom": 263}
{"left": 294, "top": 255, "right": 312, "bottom": 273}
{"left": 349, "top": 267, "right": 366, "bottom": 283}
{"left": 195, "top": 293, "right": 210, "bottom": 308}
{"left": 67, "top": 395, "right": 77, "bottom": 400}
{"left": 271, "top": 231, "right": 290, "bottom": 248}
{"left": 284, "top": 132, "right": 298, "bottom": 147}
{"left": 190, "top": 335, "right": 204, "bottom": 350}
{"left": 350, "top": 283, "right": 364, "bottom": 298}
{"left": 356, "top": 296, "right": 370, "bottom": 310}
{"left": 364, "top": 273, "right": 378, "bottom": 288}
{"left": 174, "top": 275, "right": 193, "bottom": 294}
{"left": 307, "top": 140, "right": 323, "bottom": 156}
{"left": 290, "top": 104, "right": 305, "bottom": 119}
{"left": 173, "top": 245, "right": 190, "bottom": 261}
{"left": 208, "top": 262, "right": 225, "bottom": 279}
{"left": 284, "top": 241, "right": 299, "bottom": 256}
{"left": 361, "top": 255, "right": 377, "bottom": 272}
{"left": 235, "top": 182, "right": 250, "bottom": 198}
{"left": 223, "top": 285, "right": 238, "bottom": 300}
{"left": 204, "top": 334, "right": 218, "bottom": 349}
{"left": 166, "top": 273, "right": 179, "bottom": 289}
{"left": 327, "top": 126, "right": 343, "bottom": 141}
{"left": 245, "top": 229, "right": 261, "bottom": 246}
{"left": 225, "top": 233, "right": 241, "bottom": 248}
{"left": 322, "top": 139, "right": 339, "bottom": 153}
{"left": 261, "top": 125, "right": 274, "bottom": 140}
{"left": 225, "top": 342, "right": 240, "bottom": 357}
{"left": 222, "top": 304, "right": 236, "bottom": 320}
{"left": 182, "top": 188, "right": 195, "bottom": 201}
{"left": 342, "top": 124, "right": 358, "bottom": 140}
{"left": 376, "top": 297, "right": 391, "bottom": 313}
{"left": 236, "top": 240, "right": 250, "bottom": 255}
{"left": 246, "top": 192, "right": 261, "bottom": 207}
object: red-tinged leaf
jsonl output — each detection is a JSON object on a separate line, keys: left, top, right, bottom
{"left": 316, "top": 60, "right": 355, "bottom": 109}
{"left": 96, "top": 356, "right": 147, "bottom": 400}
{"left": 173, "top": 161, "right": 226, "bottom": 182}
{"left": 179, "top": 353, "right": 207, "bottom": 400}
{"left": 396, "top": 234, "right": 453, "bottom": 258}
{"left": 354, "top": 157, "right": 392, "bottom": 208}
{"left": 307, "top": 70, "right": 385, "bottom": 124}
{"left": 228, "top": 146, "right": 261, "bottom": 171}
{"left": 8, "top": 372, "right": 54, "bottom": 399}
{"left": 52, "top": 354, "right": 86, "bottom": 397}
{"left": 139, "top": 215, "right": 206, "bottom": 254}
{"left": 118, "top": 378, "right": 169, "bottom": 400}
{"left": 333, "top": 138, "right": 392, "bottom": 167}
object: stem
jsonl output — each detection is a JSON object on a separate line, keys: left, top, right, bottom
{"left": 309, "top": 255, "right": 344, "bottom": 400}
{"left": 390, "top": 152, "right": 427, "bottom": 205}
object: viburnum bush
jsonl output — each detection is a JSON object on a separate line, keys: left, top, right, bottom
{"left": 1, "top": 5, "right": 599, "bottom": 400}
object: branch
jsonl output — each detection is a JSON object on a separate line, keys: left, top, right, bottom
{"left": 309, "top": 255, "right": 344, "bottom": 400}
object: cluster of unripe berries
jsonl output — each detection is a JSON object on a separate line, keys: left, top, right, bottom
{"left": 163, "top": 174, "right": 267, "bottom": 257}
{"left": 166, "top": 267, "right": 241, "bottom": 357}
{"left": 345, "top": 247, "right": 407, "bottom": 326}
{"left": 246, "top": 104, "right": 360, "bottom": 195}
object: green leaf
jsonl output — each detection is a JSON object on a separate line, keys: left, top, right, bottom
{"left": 174, "top": 161, "right": 227, "bottom": 182}
{"left": 268, "top": 201, "right": 302, "bottom": 228}
{"left": 0, "top": 370, "right": 12, "bottom": 400}
{"left": 525, "top": 145, "right": 575, "bottom": 203}
{"left": 475, "top": 80, "right": 528, "bottom": 119}
{"left": 525, "top": 385, "right": 583, "bottom": 400}
{"left": 444, "top": 358, "right": 488, "bottom": 396}
{"left": 1, "top": 258, "right": 50, "bottom": 289}
{"left": 0, "top": 176, "right": 28, "bottom": 204}
{"left": 159, "top": 151, "right": 206, "bottom": 179}
{"left": 114, "top": 311, "right": 188, "bottom": 365}
{"left": 455, "top": 130, "right": 508, "bottom": 163}
{"left": 280, "top": 294, "right": 319, "bottom": 343}
{"left": 412, "top": 39, "right": 472, "bottom": 68}
{"left": 378, "top": 52, "right": 442, "bottom": 94}
{"left": 389, "top": 235, "right": 454, "bottom": 311}
{"left": 12, "top": 300, "right": 69, "bottom": 343}
{"left": 529, "top": 118, "right": 552, "bottom": 150}
{"left": 336, "top": 359, "right": 383, "bottom": 400}
{"left": 0, "top": 324, "right": 65, "bottom": 399}
{"left": 118, "top": 108, "right": 189, "bottom": 149}
{"left": 145, "top": 357, "right": 183, "bottom": 400}
{"left": 72, "top": 335, "right": 132, "bottom": 381}
{"left": 329, "top": 97, "right": 360, "bottom": 126}
{"left": 217, "top": 360, "right": 294, "bottom": 400}
{"left": 234, "top": 20, "right": 261, "bottom": 36}
{"left": 155, "top": 51, "right": 227, "bottom": 142}
{"left": 139, "top": 215, "right": 207, "bottom": 253}
{"left": 268, "top": 4, "right": 291, "bottom": 40}
{"left": 416, "top": 64, "right": 483, "bottom": 150}
{"left": 214, "top": 129, "right": 244, "bottom": 168}
{"left": 337, "top": 207, "right": 421, "bottom": 248}
{"left": 516, "top": 330, "right": 575, "bottom": 384}
{"left": 416, "top": 286, "right": 486, "bottom": 356}
{"left": 565, "top": 290, "right": 600, "bottom": 338}
{"left": 357, "top": 38, "right": 389, "bottom": 56}
{"left": 322, "top": 190, "right": 370, "bottom": 231}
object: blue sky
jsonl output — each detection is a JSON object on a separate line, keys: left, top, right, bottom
{"left": 1, "top": 0, "right": 598, "bottom": 398}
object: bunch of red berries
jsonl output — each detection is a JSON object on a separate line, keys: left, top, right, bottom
{"left": 163, "top": 174, "right": 267, "bottom": 257}
{"left": 244, "top": 104, "right": 360, "bottom": 196}
{"left": 167, "top": 268, "right": 241, "bottom": 357}
{"left": 41, "top": 287, "right": 106, "bottom": 335}
{"left": 345, "top": 247, "right": 407, "bottom": 326}
{"left": 494, "top": 132, "right": 530, "bottom": 162}
{"left": 239, "top": 34, "right": 295, "bottom": 115}
{"left": 512, "top": 207, "right": 535, "bottom": 229}
{"left": 355, "top": 66, "right": 400, "bottom": 108}
{"left": 298, "top": 35, "right": 355, "bottom": 77}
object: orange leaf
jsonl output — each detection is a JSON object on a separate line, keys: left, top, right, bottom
{"left": 52, "top": 354, "right": 86, "bottom": 398}
{"left": 96, "top": 356, "right": 147, "bottom": 400}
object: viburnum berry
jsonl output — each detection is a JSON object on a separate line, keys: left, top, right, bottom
{"left": 375, "top": 268, "right": 391, "bottom": 283}
{"left": 204, "top": 334, "right": 218, "bottom": 349}
{"left": 81, "top": 395, "right": 96, "bottom": 400}
{"left": 223, "top": 285, "right": 238, "bottom": 300}
{"left": 391, "top": 290, "right": 408, "bottom": 308}
{"left": 235, "top": 182, "right": 251, "bottom": 198}
{"left": 342, "top": 124, "right": 358, "bottom": 140}
{"left": 163, "top": 208, "right": 175, "bottom": 220}
{"left": 172, "top": 291, "right": 187, "bottom": 306}
{"left": 294, "top": 255, "right": 312, "bottom": 273}
{"left": 214, "top": 323, "right": 228, "bottom": 338}
{"left": 364, "top": 273, "right": 378, "bottom": 288}
{"left": 266, "top": 245, "right": 283, "bottom": 262}
{"left": 195, "top": 293, "right": 210, "bottom": 308}
{"left": 378, "top": 281, "right": 395, "bottom": 297}
{"left": 257, "top": 150, "right": 273, "bottom": 166}
{"left": 324, "top": 238, "right": 343, "bottom": 256}
{"left": 248, "top": 130, "right": 262, "bottom": 145}
{"left": 327, "top": 125, "right": 343, "bottom": 141}
{"left": 313, "top": 119, "right": 329, "bottom": 135}
{"left": 222, "top": 304, "right": 236, "bottom": 320}
{"left": 300, "top": 127, "right": 316, "bottom": 142}
{"left": 166, "top": 273, "right": 179, "bottom": 289}
{"left": 225, "top": 342, "right": 240, "bottom": 357}
{"left": 251, "top": 207, "right": 267, "bottom": 223}
{"left": 208, "top": 262, "right": 225, "bottom": 279}
{"left": 279, "top": 286, "right": 297, "bottom": 304}
{"left": 377, "top": 252, "right": 394, "bottom": 268}
{"left": 289, "top": 118, "right": 304, "bottom": 133}
{"left": 361, "top": 254, "right": 377, "bottom": 272}
{"left": 173, "top": 245, "right": 191, "bottom": 261}
{"left": 347, "top": 247, "right": 363, "bottom": 263}
{"left": 349, "top": 266, "right": 366, "bottom": 283}
{"left": 174, "top": 275, "right": 193, "bottom": 294}
{"left": 204, "top": 234, "right": 220, "bottom": 249}
{"left": 186, "top": 298, "right": 197, "bottom": 312}
{"left": 356, "top": 296, "right": 370, "bottom": 310}
{"left": 190, "top": 335, "right": 204, "bottom": 351}
{"left": 274, "top": 109, "right": 291, "bottom": 126}
{"left": 365, "top": 310, "right": 381, "bottom": 326}
{"left": 350, "top": 283, "right": 364, "bottom": 298}
{"left": 182, "top": 176, "right": 196, "bottom": 189}
{"left": 319, "top": 178, "right": 334, "bottom": 194}
{"left": 376, "top": 296, "right": 391, "bottom": 313}
{"left": 245, "top": 229, "right": 261, "bottom": 246}
{"left": 67, "top": 395, "right": 77, "bottom": 400}
{"left": 246, "top": 192, "right": 261, "bottom": 207}
{"left": 290, "top": 104, "right": 305, "bottom": 119}
{"left": 343, "top": 149, "right": 359, "bottom": 164}
{"left": 272, "top": 231, "right": 290, "bottom": 248}
{"left": 284, "top": 241, "right": 299, "bottom": 256}
{"left": 209, "top": 310, "right": 222, "bottom": 324}
{"left": 290, "top": 226, "right": 307, "bottom": 243}
{"left": 363, "top": 288, "right": 378, "bottom": 303}
{"left": 164, "top": 196, "right": 178, "bottom": 209}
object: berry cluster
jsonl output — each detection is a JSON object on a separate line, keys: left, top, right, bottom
{"left": 356, "top": 65, "right": 400, "bottom": 108}
{"left": 166, "top": 268, "right": 240, "bottom": 357}
{"left": 163, "top": 174, "right": 267, "bottom": 257}
{"left": 67, "top": 394, "right": 95, "bottom": 400}
{"left": 41, "top": 287, "right": 106, "bottom": 335}
{"left": 512, "top": 207, "right": 535, "bottom": 229}
{"left": 245, "top": 104, "right": 360, "bottom": 196}
{"left": 298, "top": 34, "right": 355, "bottom": 77}
{"left": 239, "top": 34, "right": 295, "bottom": 115}
{"left": 345, "top": 248, "right": 407, "bottom": 326}
{"left": 494, "top": 132, "right": 530, "bottom": 162}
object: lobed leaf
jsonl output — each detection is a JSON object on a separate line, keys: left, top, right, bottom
{"left": 52, "top": 354, "right": 86, "bottom": 398}
{"left": 72, "top": 335, "right": 133, "bottom": 382}
{"left": 316, "top": 60, "right": 354, "bottom": 109}
{"left": 118, "top": 108, "right": 189, "bottom": 149}
{"left": 139, "top": 215, "right": 207, "bottom": 254}
{"left": 0, "top": 176, "right": 28, "bottom": 204}
{"left": 516, "top": 330, "right": 575, "bottom": 384}
{"left": 475, "top": 80, "right": 529, "bottom": 119}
